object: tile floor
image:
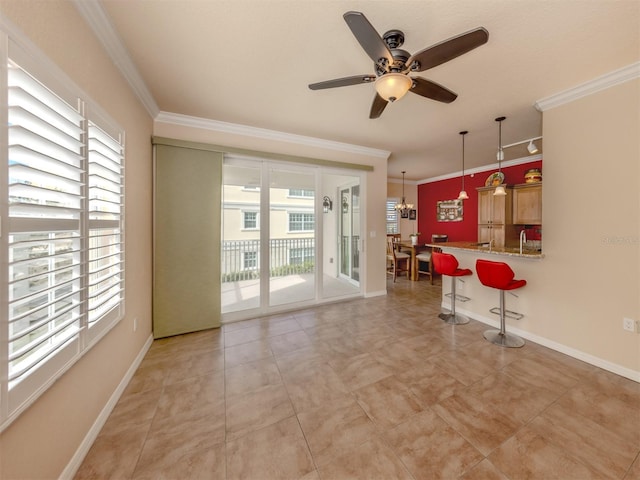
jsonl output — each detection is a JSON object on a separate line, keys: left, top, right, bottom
{"left": 76, "top": 277, "right": 640, "bottom": 479}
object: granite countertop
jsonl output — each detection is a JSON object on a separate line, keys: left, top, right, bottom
{"left": 425, "top": 241, "right": 544, "bottom": 259}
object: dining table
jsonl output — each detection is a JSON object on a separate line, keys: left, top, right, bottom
{"left": 397, "top": 241, "right": 432, "bottom": 281}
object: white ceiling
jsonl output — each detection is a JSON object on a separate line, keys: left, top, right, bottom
{"left": 94, "top": 0, "right": 638, "bottom": 181}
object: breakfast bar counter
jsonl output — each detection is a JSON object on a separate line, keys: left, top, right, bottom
{"left": 426, "top": 241, "right": 545, "bottom": 350}
{"left": 426, "top": 241, "right": 544, "bottom": 259}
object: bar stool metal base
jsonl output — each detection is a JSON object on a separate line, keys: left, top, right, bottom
{"left": 483, "top": 329, "right": 525, "bottom": 348}
{"left": 439, "top": 311, "right": 470, "bottom": 325}
{"left": 445, "top": 292, "right": 471, "bottom": 302}
{"left": 489, "top": 307, "right": 524, "bottom": 320}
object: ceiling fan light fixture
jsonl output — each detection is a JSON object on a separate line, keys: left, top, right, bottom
{"left": 527, "top": 140, "right": 539, "bottom": 154}
{"left": 375, "top": 73, "right": 412, "bottom": 102}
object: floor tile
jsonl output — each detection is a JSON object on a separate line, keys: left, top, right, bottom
{"left": 225, "top": 357, "right": 283, "bottom": 398}
{"left": 384, "top": 408, "right": 484, "bottom": 480}
{"left": 133, "top": 438, "right": 225, "bottom": 480}
{"left": 488, "top": 424, "right": 607, "bottom": 479}
{"left": 330, "top": 352, "right": 394, "bottom": 391}
{"left": 225, "top": 383, "right": 294, "bottom": 440}
{"left": 528, "top": 403, "right": 638, "bottom": 478}
{"left": 282, "top": 363, "right": 350, "bottom": 414}
{"left": 430, "top": 349, "right": 495, "bottom": 386}
{"left": 267, "top": 329, "right": 313, "bottom": 356}
{"left": 433, "top": 390, "right": 521, "bottom": 456}
{"left": 224, "top": 338, "right": 273, "bottom": 368}
{"left": 226, "top": 417, "right": 314, "bottom": 480}
{"left": 459, "top": 459, "right": 509, "bottom": 480}
{"left": 317, "top": 437, "right": 413, "bottom": 480}
{"left": 74, "top": 421, "right": 150, "bottom": 480}
{"left": 354, "top": 375, "right": 424, "bottom": 430}
{"left": 396, "top": 362, "right": 465, "bottom": 406}
{"left": 296, "top": 394, "right": 376, "bottom": 467}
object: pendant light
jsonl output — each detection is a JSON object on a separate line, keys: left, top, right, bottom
{"left": 457, "top": 130, "right": 469, "bottom": 200}
{"left": 494, "top": 116, "right": 507, "bottom": 196}
{"left": 394, "top": 171, "right": 414, "bottom": 215}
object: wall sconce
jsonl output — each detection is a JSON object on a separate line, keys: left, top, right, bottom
{"left": 342, "top": 197, "right": 349, "bottom": 214}
{"left": 322, "top": 195, "right": 333, "bottom": 213}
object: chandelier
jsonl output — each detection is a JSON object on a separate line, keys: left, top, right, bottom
{"left": 394, "top": 171, "right": 414, "bottom": 215}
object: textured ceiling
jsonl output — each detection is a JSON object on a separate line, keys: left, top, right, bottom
{"left": 98, "top": 0, "right": 639, "bottom": 181}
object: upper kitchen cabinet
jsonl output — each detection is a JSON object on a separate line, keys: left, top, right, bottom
{"left": 513, "top": 183, "right": 542, "bottom": 225}
{"left": 477, "top": 185, "right": 513, "bottom": 247}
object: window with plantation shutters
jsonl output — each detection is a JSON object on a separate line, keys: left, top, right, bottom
{"left": 386, "top": 199, "right": 399, "bottom": 234}
{"left": 2, "top": 52, "right": 125, "bottom": 427}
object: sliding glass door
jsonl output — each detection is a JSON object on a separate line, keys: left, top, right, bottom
{"left": 221, "top": 158, "right": 362, "bottom": 320}
{"left": 268, "top": 167, "right": 316, "bottom": 307}
{"left": 339, "top": 183, "right": 360, "bottom": 284}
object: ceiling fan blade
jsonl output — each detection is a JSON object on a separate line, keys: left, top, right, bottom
{"left": 409, "top": 77, "right": 458, "bottom": 103}
{"left": 407, "top": 27, "right": 489, "bottom": 72}
{"left": 309, "top": 74, "right": 376, "bottom": 90}
{"left": 343, "top": 11, "right": 393, "bottom": 67}
{"left": 369, "top": 93, "right": 388, "bottom": 119}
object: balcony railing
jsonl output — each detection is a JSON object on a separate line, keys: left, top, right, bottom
{"left": 221, "top": 238, "right": 315, "bottom": 283}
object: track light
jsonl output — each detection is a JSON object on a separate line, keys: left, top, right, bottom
{"left": 527, "top": 140, "right": 538, "bottom": 154}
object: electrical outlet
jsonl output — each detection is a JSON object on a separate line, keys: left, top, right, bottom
{"left": 133, "top": 317, "right": 138, "bottom": 332}
{"left": 623, "top": 317, "right": 635, "bottom": 332}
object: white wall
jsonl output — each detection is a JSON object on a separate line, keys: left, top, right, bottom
{"left": 539, "top": 78, "right": 639, "bottom": 375}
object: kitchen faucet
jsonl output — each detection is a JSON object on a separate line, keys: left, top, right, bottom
{"left": 520, "top": 229, "right": 527, "bottom": 254}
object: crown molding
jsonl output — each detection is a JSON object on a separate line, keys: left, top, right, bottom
{"left": 155, "top": 111, "right": 391, "bottom": 159}
{"left": 73, "top": 0, "right": 159, "bottom": 117}
{"left": 535, "top": 61, "right": 640, "bottom": 112}
{"left": 418, "top": 154, "right": 542, "bottom": 184}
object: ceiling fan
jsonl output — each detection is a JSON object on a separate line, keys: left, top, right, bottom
{"left": 308, "top": 11, "right": 489, "bottom": 119}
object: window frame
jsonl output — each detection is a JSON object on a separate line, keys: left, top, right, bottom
{"left": 1, "top": 33, "right": 125, "bottom": 430}
{"left": 287, "top": 188, "right": 314, "bottom": 198}
{"left": 242, "top": 250, "right": 258, "bottom": 270}
{"left": 386, "top": 198, "right": 399, "bottom": 234}
{"left": 287, "top": 212, "right": 315, "bottom": 233}
{"left": 242, "top": 210, "right": 259, "bottom": 230}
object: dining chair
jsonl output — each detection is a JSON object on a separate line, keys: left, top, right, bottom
{"left": 386, "top": 234, "right": 410, "bottom": 282}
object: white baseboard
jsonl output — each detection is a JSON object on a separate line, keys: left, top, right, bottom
{"left": 366, "top": 289, "right": 388, "bottom": 298}
{"left": 60, "top": 334, "right": 154, "bottom": 480}
{"left": 446, "top": 301, "right": 640, "bottom": 383}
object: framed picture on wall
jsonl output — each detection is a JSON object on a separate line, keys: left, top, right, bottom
{"left": 409, "top": 209, "right": 417, "bottom": 220}
{"left": 437, "top": 199, "right": 463, "bottom": 222}
{"left": 400, "top": 209, "right": 409, "bottom": 219}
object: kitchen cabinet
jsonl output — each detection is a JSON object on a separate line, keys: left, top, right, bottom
{"left": 477, "top": 185, "right": 512, "bottom": 247}
{"left": 513, "top": 183, "right": 542, "bottom": 225}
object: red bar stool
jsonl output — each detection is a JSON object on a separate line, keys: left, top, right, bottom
{"left": 432, "top": 252, "right": 472, "bottom": 325}
{"left": 475, "top": 259, "right": 526, "bottom": 348}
